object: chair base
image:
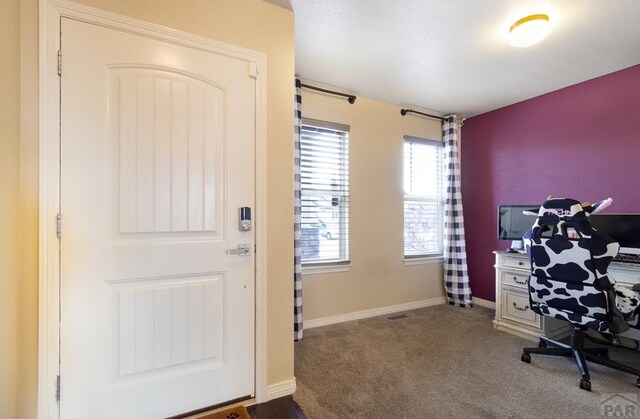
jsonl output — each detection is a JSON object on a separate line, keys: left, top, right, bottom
{"left": 521, "top": 328, "right": 640, "bottom": 391}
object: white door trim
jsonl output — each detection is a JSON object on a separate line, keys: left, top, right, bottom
{"left": 38, "top": 1, "right": 269, "bottom": 417}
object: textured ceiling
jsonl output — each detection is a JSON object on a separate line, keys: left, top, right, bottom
{"left": 270, "top": 0, "right": 640, "bottom": 116}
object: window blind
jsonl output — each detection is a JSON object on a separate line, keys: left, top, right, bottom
{"left": 300, "top": 121, "right": 350, "bottom": 264}
{"left": 403, "top": 137, "right": 444, "bottom": 257}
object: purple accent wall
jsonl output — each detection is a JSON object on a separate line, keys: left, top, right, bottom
{"left": 462, "top": 64, "right": 640, "bottom": 302}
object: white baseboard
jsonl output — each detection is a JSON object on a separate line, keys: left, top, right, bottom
{"left": 266, "top": 378, "right": 297, "bottom": 401}
{"left": 304, "top": 297, "right": 447, "bottom": 329}
{"left": 472, "top": 297, "right": 496, "bottom": 310}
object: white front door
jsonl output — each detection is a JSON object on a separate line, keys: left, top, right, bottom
{"left": 60, "top": 17, "right": 256, "bottom": 418}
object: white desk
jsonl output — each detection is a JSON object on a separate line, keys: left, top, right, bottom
{"left": 493, "top": 250, "right": 640, "bottom": 342}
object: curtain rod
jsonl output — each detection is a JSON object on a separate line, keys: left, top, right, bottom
{"left": 301, "top": 83, "right": 357, "bottom": 104}
{"left": 400, "top": 108, "right": 446, "bottom": 121}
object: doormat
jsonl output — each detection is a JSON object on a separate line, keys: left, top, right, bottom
{"left": 198, "top": 405, "right": 250, "bottom": 419}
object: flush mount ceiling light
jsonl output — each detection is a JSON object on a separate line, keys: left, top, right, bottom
{"left": 509, "top": 14, "right": 550, "bottom": 47}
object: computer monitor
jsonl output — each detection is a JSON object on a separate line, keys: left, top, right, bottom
{"left": 497, "top": 204, "right": 538, "bottom": 251}
{"left": 589, "top": 214, "right": 640, "bottom": 256}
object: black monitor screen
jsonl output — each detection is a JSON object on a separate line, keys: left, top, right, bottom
{"left": 589, "top": 214, "right": 640, "bottom": 254}
{"left": 498, "top": 205, "right": 537, "bottom": 240}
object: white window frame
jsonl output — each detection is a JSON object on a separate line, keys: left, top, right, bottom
{"left": 403, "top": 135, "right": 444, "bottom": 260}
{"left": 300, "top": 118, "right": 350, "bottom": 268}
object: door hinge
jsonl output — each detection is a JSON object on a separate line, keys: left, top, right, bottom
{"left": 55, "top": 375, "right": 61, "bottom": 402}
{"left": 249, "top": 62, "right": 258, "bottom": 79}
{"left": 57, "top": 50, "right": 62, "bottom": 76}
{"left": 56, "top": 213, "right": 62, "bottom": 239}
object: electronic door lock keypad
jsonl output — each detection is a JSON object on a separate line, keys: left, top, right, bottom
{"left": 239, "top": 207, "right": 252, "bottom": 232}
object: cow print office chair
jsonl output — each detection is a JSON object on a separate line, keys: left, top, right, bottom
{"left": 520, "top": 197, "right": 640, "bottom": 391}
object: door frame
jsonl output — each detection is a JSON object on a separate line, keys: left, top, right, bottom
{"left": 38, "top": 1, "right": 269, "bottom": 417}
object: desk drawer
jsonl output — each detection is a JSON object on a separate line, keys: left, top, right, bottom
{"left": 502, "top": 256, "right": 529, "bottom": 271}
{"left": 502, "top": 289, "right": 538, "bottom": 327}
{"left": 501, "top": 271, "right": 529, "bottom": 289}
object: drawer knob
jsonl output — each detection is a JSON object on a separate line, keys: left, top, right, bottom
{"left": 518, "top": 261, "right": 524, "bottom": 266}
{"left": 513, "top": 302, "right": 529, "bottom": 311}
{"left": 513, "top": 276, "right": 527, "bottom": 285}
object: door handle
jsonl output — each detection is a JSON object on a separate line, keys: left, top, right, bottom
{"left": 226, "top": 244, "right": 251, "bottom": 256}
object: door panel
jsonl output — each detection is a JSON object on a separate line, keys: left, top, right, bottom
{"left": 60, "top": 17, "right": 255, "bottom": 418}
{"left": 114, "top": 274, "right": 225, "bottom": 376}
{"left": 113, "top": 67, "right": 225, "bottom": 235}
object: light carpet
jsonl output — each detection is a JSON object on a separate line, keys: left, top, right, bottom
{"left": 294, "top": 304, "right": 640, "bottom": 418}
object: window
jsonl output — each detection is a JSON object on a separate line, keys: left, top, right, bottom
{"left": 300, "top": 119, "right": 350, "bottom": 265}
{"left": 403, "top": 136, "right": 444, "bottom": 257}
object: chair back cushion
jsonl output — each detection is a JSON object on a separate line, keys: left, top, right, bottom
{"left": 523, "top": 198, "right": 619, "bottom": 332}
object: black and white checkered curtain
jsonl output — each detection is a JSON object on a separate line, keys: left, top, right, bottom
{"left": 443, "top": 115, "right": 473, "bottom": 308}
{"left": 294, "top": 76, "right": 304, "bottom": 341}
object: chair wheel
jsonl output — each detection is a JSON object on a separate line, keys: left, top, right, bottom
{"left": 521, "top": 353, "right": 531, "bottom": 363}
{"left": 538, "top": 340, "right": 547, "bottom": 348}
{"left": 580, "top": 378, "right": 591, "bottom": 391}
{"left": 636, "top": 378, "right": 640, "bottom": 389}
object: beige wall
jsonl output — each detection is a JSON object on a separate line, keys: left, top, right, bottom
{"left": 10, "top": 1, "right": 295, "bottom": 417}
{"left": 301, "top": 90, "right": 445, "bottom": 321}
{"left": 19, "top": 0, "right": 40, "bottom": 417}
{"left": 1, "top": 0, "right": 22, "bottom": 417}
